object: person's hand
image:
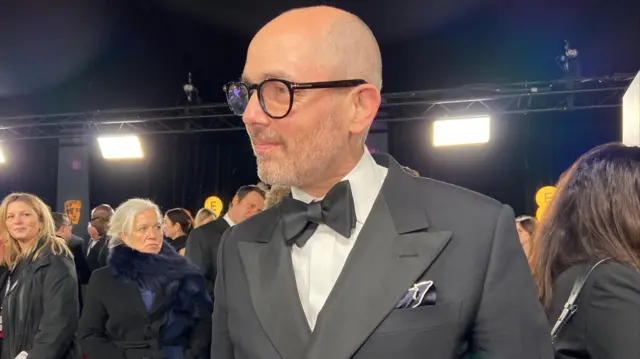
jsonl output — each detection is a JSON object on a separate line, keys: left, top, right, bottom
{"left": 87, "top": 223, "right": 100, "bottom": 240}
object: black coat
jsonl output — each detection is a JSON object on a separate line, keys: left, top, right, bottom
{"left": 78, "top": 244, "right": 212, "bottom": 359}
{"left": 65, "top": 235, "right": 91, "bottom": 311}
{"left": 549, "top": 261, "right": 640, "bottom": 359}
{"left": 68, "top": 235, "right": 91, "bottom": 286}
{"left": 1, "top": 242, "right": 80, "bottom": 359}
{"left": 185, "top": 218, "right": 230, "bottom": 297}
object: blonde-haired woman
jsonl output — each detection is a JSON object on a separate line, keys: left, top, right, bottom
{"left": 0, "top": 193, "right": 79, "bottom": 359}
{"left": 193, "top": 208, "right": 216, "bottom": 228}
{"left": 79, "top": 198, "right": 212, "bottom": 359}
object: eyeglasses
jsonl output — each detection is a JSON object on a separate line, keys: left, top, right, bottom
{"left": 223, "top": 79, "right": 367, "bottom": 119}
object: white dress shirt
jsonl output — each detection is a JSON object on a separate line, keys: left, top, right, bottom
{"left": 87, "top": 239, "right": 98, "bottom": 256}
{"left": 223, "top": 213, "right": 235, "bottom": 227}
{"left": 290, "top": 148, "right": 388, "bottom": 330}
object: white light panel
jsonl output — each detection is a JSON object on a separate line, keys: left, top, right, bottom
{"left": 433, "top": 116, "right": 491, "bottom": 147}
{"left": 97, "top": 136, "right": 144, "bottom": 159}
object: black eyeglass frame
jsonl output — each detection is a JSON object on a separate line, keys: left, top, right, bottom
{"left": 223, "top": 78, "right": 367, "bottom": 119}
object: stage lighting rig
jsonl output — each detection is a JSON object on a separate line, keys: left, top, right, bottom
{"left": 183, "top": 72, "right": 200, "bottom": 104}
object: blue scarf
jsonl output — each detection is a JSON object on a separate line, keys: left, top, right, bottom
{"left": 108, "top": 243, "right": 212, "bottom": 316}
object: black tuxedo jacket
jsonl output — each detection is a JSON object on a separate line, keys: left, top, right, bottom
{"left": 69, "top": 234, "right": 91, "bottom": 286}
{"left": 186, "top": 217, "right": 230, "bottom": 297}
{"left": 549, "top": 261, "right": 640, "bottom": 359}
{"left": 211, "top": 153, "right": 553, "bottom": 359}
{"left": 86, "top": 237, "right": 109, "bottom": 273}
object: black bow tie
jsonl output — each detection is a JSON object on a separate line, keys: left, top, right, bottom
{"left": 281, "top": 181, "right": 357, "bottom": 248}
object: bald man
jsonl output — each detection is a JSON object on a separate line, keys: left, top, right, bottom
{"left": 214, "top": 6, "right": 553, "bottom": 359}
{"left": 86, "top": 204, "right": 114, "bottom": 272}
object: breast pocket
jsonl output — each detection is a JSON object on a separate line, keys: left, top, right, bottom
{"left": 374, "top": 299, "right": 462, "bottom": 335}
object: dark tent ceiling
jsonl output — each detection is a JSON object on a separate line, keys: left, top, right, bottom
{"left": 0, "top": 0, "right": 638, "bottom": 114}
{"left": 155, "top": 0, "right": 494, "bottom": 43}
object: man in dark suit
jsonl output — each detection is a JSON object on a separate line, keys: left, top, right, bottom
{"left": 86, "top": 204, "right": 113, "bottom": 273}
{"left": 186, "top": 185, "right": 265, "bottom": 296}
{"left": 53, "top": 212, "right": 91, "bottom": 308}
{"left": 212, "top": 5, "right": 553, "bottom": 359}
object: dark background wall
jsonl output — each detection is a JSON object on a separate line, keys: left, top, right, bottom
{"left": 0, "top": 105, "right": 622, "bottom": 217}
{"left": 0, "top": 0, "right": 637, "bottom": 216}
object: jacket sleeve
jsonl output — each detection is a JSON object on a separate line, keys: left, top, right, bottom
{"left": 77, "top": 272, "right": 126, "bottom": 359}
{"left": 28, "top": 256, "right": 79, "bottom": 359}
{"left": 72, "top": 245, "right": 91, "bottom": 286}
{"left": 583, "top": 263, "right": 640, "bottom": 358}
{"left": 186, "top": 229, "right": 206, "bottom": 273}
{"left": 210, "top": 230, "right": 234, "bottom": 359}
{"left": 186, "top": 229, "right": 214, "bottom": 295}
{"left": 472, "top": 205, "right": 554, "bottom": 358}
{"left": 98, "top": 241, "right": 109, "bottom": 268}
{"left": 185, "top": 276, "right": 213, "bottom": 359}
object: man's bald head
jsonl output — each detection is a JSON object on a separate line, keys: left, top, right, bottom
{"left": 91, "top": 204, "right": 113, "bottom": 236}
{"left": 253, "top": 6, "right": 382, "bottom": 90}
{"left": 242, "top": 6, "right": 383, "bottom": 197}
{"left": 91, "top": 204, "right": 113, "bottom": 216}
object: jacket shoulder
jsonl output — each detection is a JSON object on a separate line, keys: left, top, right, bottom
{"left": 222, "top": 207, "right": 280, "bottom": 245}
{"left": 34, "top": 245, "right": 74, "bottom": 267}
{"left": 407, "top": 175, "right": 512, "bottom": 245}
{"left": 560, "top": 261, "right": 640, "bottom": 291}
{"left": 193, "top": 217, "right": 228, "bottom": 236}
{"left": 89, "top": 266, "right": 113, "bottom": 283}
{"left": 412, "top": 176, "right": 507, "bottom": 226}
{"left": 416, "top": 176, "right": 503, "bottom": 211}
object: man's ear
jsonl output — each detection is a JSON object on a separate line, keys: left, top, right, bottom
{"left": 348, "top": 84, "right": 381, "bottom": 136}
{"left": 231, "top": 195, "right": 240, "bottom": 208}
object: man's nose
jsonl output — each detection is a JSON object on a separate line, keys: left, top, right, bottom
{"left": 242, "top": 93, "right": 270, "bottom": 127}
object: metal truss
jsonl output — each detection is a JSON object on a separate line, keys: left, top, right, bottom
{"left": 376, "top": 73, "right": 636, "bottom": 123}
{"left": 0, "top": 73, "right": 635, "bottom": 141}
{"left": 0, "top": 104, "right": 241, "bottom": 141}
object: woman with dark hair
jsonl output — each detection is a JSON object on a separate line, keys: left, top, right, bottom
{"left": 515, "top": 215, "right": 537, "bottom": 259}
{"left": 162, "top": 208, "right": 194, "bottom": 255}
{"left": 530, "top": 142, "right": 640, "bottom": 359}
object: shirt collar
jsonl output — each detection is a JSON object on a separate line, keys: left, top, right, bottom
{"left": 223, "top": 213, "right": 236, "bottom": 227}
{"left": 290, "top": 148, "right": 387, "bottom": 224}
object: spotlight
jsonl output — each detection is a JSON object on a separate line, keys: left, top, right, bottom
{"left": 97, "top": 136, "right": 144, "bottom": 159}
{"left": 433, "top": 116, "right": 491, "bottom": 147}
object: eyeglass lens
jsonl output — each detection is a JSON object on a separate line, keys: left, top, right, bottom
{"left": 225, "top": 80, "right": 292, "bottom": 118}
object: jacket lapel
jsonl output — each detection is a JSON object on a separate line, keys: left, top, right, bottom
{"left": 304, "top": 154, "right": 452, "bottom": 359}
{"left": 238, "top": 217, "right": 311, "bottom": 359}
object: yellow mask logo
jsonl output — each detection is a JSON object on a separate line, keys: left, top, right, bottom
{"left": 64, "top": 200, "right": 82, "bottom": 225}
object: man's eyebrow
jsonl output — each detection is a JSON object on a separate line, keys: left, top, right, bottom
{"left": 241, "top": 71, "right": 297, "bottom": 84}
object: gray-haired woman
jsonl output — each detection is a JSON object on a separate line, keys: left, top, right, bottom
{"left": 78, "top": 198, "right": 212, "bottom": 359}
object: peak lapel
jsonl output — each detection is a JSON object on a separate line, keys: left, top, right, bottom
{"left": 304, "top": 153, "right": 452, "bottom": 359}
{"left": 238, "top": 217, "right": 311, "bottom": 359}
